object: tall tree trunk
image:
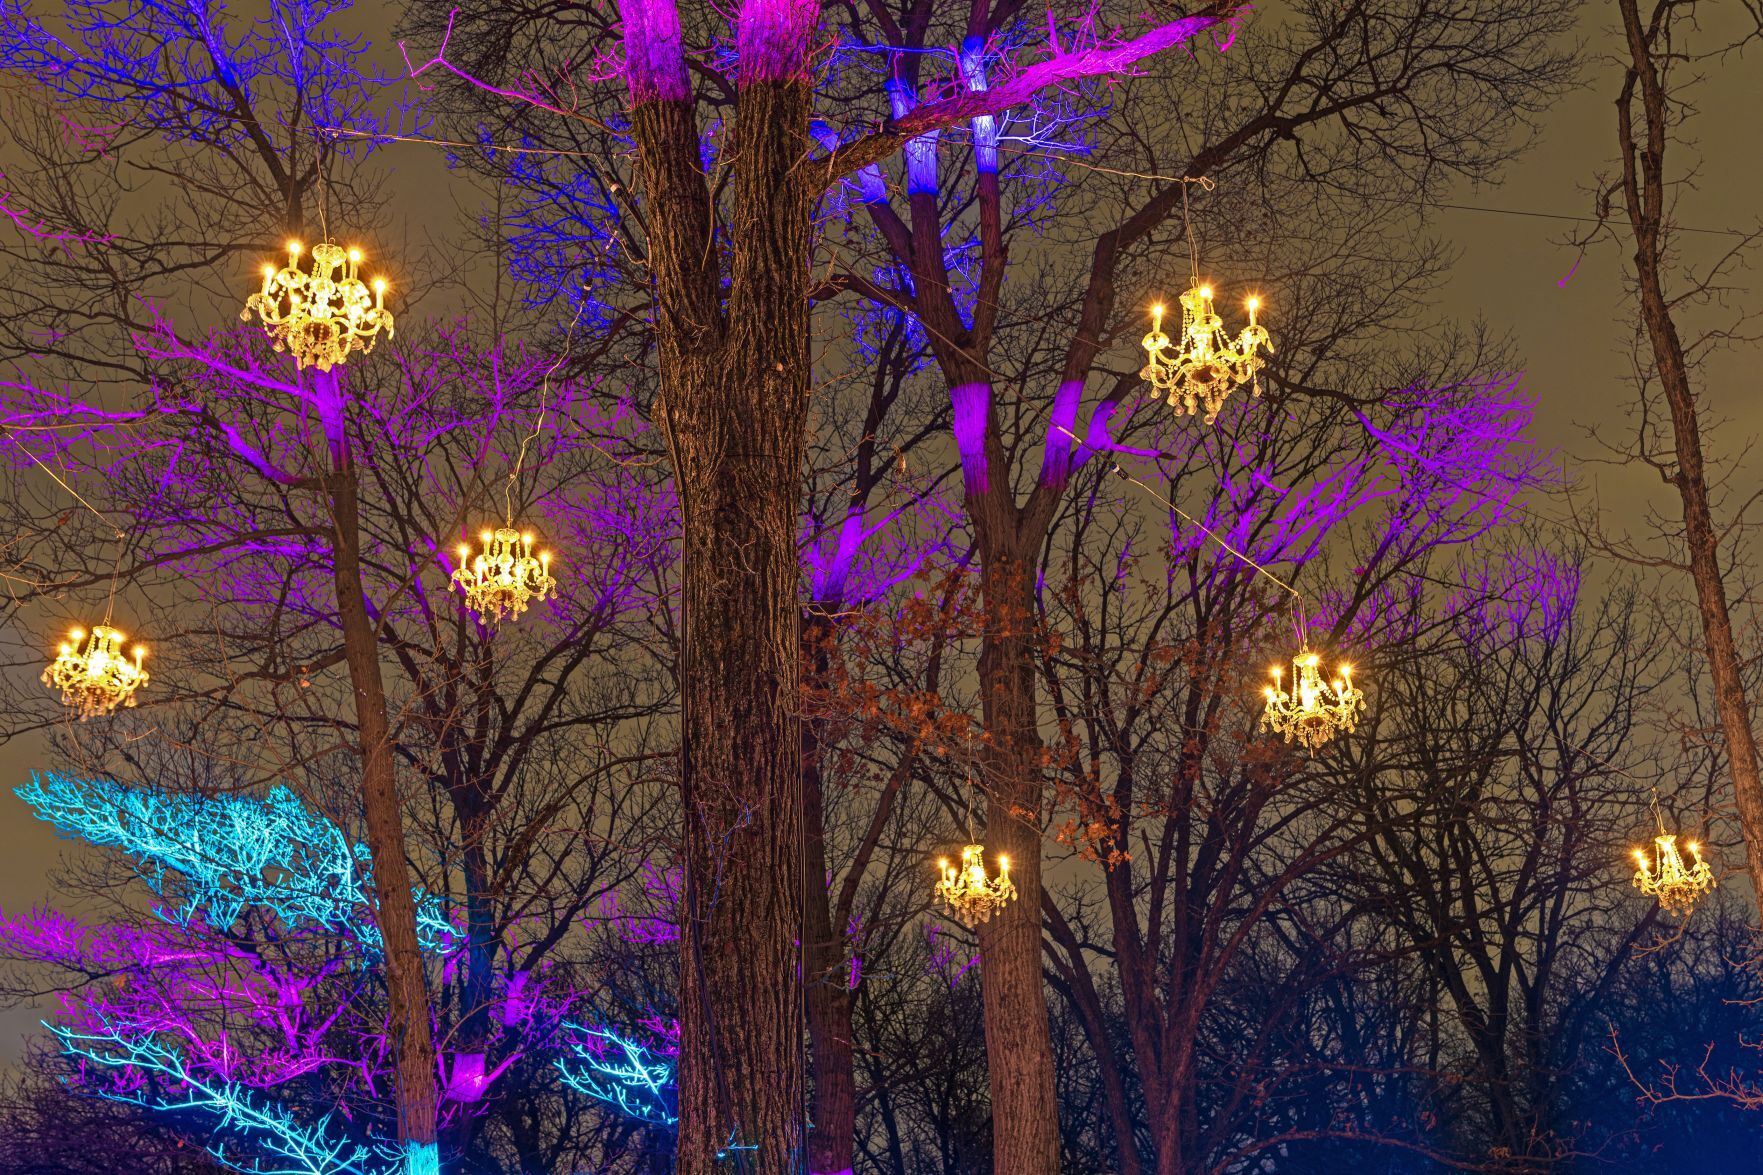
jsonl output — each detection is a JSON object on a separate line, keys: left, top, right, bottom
{"left": 316, "top": 368, "right": 440, "bottom": 1167}
{"left": 802, "top": 618, "right": 857, "bottom": 1175}
{"left": 1614, "top": 0, "right": 1763, "bottom": 903}
{"left": 627, "top": 36, "right": 813, "bottom": 1163}
{"left": 971, "top": 515, "right": 1061, "bottom": 1175}
{"left": 444, "top": 796, "right": 497, "bottom": 1160}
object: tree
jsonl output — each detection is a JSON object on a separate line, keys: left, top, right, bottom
{"left": 811, "top": 0, "right": 1577, "bottom": 1163}
{"left": 1584, "top": 0, "right": 1763, "bottom": 901}
{"left": 0, "top": 770, "right": 678, "bottom": 1174}
{"left": 393, "top": 1, "right": 1246, "bottom": 1166}
{"left": 0, "top": 313, "right": 676, "bottom": 1171}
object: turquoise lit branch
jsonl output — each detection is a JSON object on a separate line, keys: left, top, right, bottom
{"left": 19, "top": 772, "right": 458, "bottom": 955}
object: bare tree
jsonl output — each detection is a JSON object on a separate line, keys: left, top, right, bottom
{"left": 1586, "top": 0, "right": 1763, "bottom": 900}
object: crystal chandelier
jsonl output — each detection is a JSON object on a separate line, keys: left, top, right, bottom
{"left": 450, "top": 527, "right": 557, "bottom": 624}
{"left": 935, "top": 844, "right": 1016, "bottom": 928}
{"left": 1260, "top": 646, "right": 1363, "bottom": 752}
{"left": 1632, "top": 833, "right": 1715, "bottom": 916}
{"left": 1140, "top": 286, "right": 1272, "bottom": 424}
{"left": 41, "top": 624, "right": 149, "bottom": 720}
{"left": 240, "top": 240, "right": 393, "bottom": 372}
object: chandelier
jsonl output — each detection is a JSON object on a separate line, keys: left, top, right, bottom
{"left": 1260, "top": 646, "right": 1363, "bottom": 752}
{"left": 42, "top": 624, "right": 149, "bottom": 720}
{"left": 450, "top": 527, "right": 557, "bottom": 624}
{"left": 1632, "top": 833, "right": 1715, "bottom": 916}
{"left": 935, "top": 844, "right": 1017, "bottom": 928}
{"left": 241, "top": 240, "right": 393, "bottom": 372}
{"left": 1140, "top": 286, "right": 1272, "bottom": 424}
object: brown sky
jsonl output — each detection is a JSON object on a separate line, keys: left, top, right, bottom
{"left": 0, "top": 1, "right": 1757, "bottom": 1059}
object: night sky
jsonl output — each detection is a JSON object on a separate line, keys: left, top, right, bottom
{"left": 0, "top": 0, "right": 1757, "bottom": 1062}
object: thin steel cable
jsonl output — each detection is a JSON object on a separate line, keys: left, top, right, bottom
{"left": 327, "top": 122, "right": 1755, "bottom": 239}
{"left": 4, "top": 425, "right": 129, "bottom": 619}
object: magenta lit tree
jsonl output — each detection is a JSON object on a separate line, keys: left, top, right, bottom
{"left": 392, "top": 0, "right": 1266, "bottom": 1164}
{"left": 803, "top": 1, "right": 1577, "bottom": 1163}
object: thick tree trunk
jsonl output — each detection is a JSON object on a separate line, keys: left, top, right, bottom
{"left": 803, "top": 717, "right": 856, "bottom": 1175}
{"left": 634, "top": 67, "right": 812, "bottom": 1174}
{"left": 1615, "top": 0, "right": 1763, "bottom": 905}
{"left": 802, "top": 618, "right": 857, "bottom": 1175}
{"left": 971, "top": 520, "right": 1061, "bottom": 1175}
{"left": 316, "top": 370, "right": 439, "bottom": 1164}
{"left": 670, "top": 347, "right": 807, "bottom": 1173}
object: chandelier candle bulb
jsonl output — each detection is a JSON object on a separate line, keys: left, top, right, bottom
{"left": 42, "top": 624, "right": 149, "bottom": 720}
{"left": 934, "top": 844, "right": 1017, "bottom": 928}
{"left": 1260, "top": 646, "right": 1365, "bottom": 752}
{"left": 1140, "top": 286, "right": 1274, "bottom": 424}
{"left": 1631, "top": 833, "right": 1715, "bottom": 916}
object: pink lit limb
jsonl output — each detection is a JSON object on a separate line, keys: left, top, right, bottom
{"left": 620, "top": 0, "right": 692, "bottom": 103}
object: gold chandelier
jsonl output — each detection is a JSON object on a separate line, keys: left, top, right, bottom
{"left": 1260, "top": 646, "right": 1363, "bottom": 751}
{"left": 1140, "top": 286, "right": 1272, "bottom": 424}
{"left": 1632, "top": 833, "right": 1715, "bottom": 916}
{"left": 935, "top": 844, "right": 1017, "bottom": 928}
{"left": 42, "top": 624, "right": 149, "bottom": 720}
{"left": 450, "top": 527, "right": 557, "bottom": 624}
{"left": 241, "top": 240, "right": 393, "bottom": 372}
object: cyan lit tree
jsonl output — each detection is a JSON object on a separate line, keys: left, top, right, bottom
{"left": 2, "top": 770, "right": 678, "bottom": 1175}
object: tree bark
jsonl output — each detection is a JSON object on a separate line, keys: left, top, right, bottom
{"left": 1614, "top": 0, "right": 1763, "bottom": 904}
{"left": 315, "top": 367, "right": 440, "bottom": 1163}
{"left": 971, "top": 514, "right": 1061, "bottom": 1175}
{"left": 802, "top": 689, "right": 857, "bottom": 1175}
{"left": 625, "top": 43, "right": 812, "bottom": 1167}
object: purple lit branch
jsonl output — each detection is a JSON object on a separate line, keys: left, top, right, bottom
{"left": 1357, "top": 377, "right": 1553, "bottom": 559}
{"left": 1449, "top": 547, "right": 1579, "bottom": 647}
{"left": 826, "top": 4, "right": 1244, "bottom": 180}
{"left": 0, "top": 181, "right": 114, "bottom": 248}
{"left": 804, "top": 484, "right": 961, "bottom": 607}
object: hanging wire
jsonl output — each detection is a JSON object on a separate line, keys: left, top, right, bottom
{"left": 312, "top": 126, "right": 333, "bottom": 246}
{"left": 315, "top": 121, "right": 1757, "bottom": 241}
{"left": 4, "top": 426, "right": 129, "bottom": 612}
{"left": 1179, "top": 177, "right": 1216, "bottom": 289}
{"left": 1065, "top": 420, "right": 1325, "bottom": 660}
{"left": 961, "top": 730, "right": 979, "bottom": 842}
{"left": 504, "top": 297, "right": 590, "bottom": 526}
{"left": 1055, "top": 422, "right": 1301, "bottom": 605}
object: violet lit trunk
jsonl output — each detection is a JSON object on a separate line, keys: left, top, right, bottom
{"left": 313, "top": 367, "right": 441, "bottom": 1162}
